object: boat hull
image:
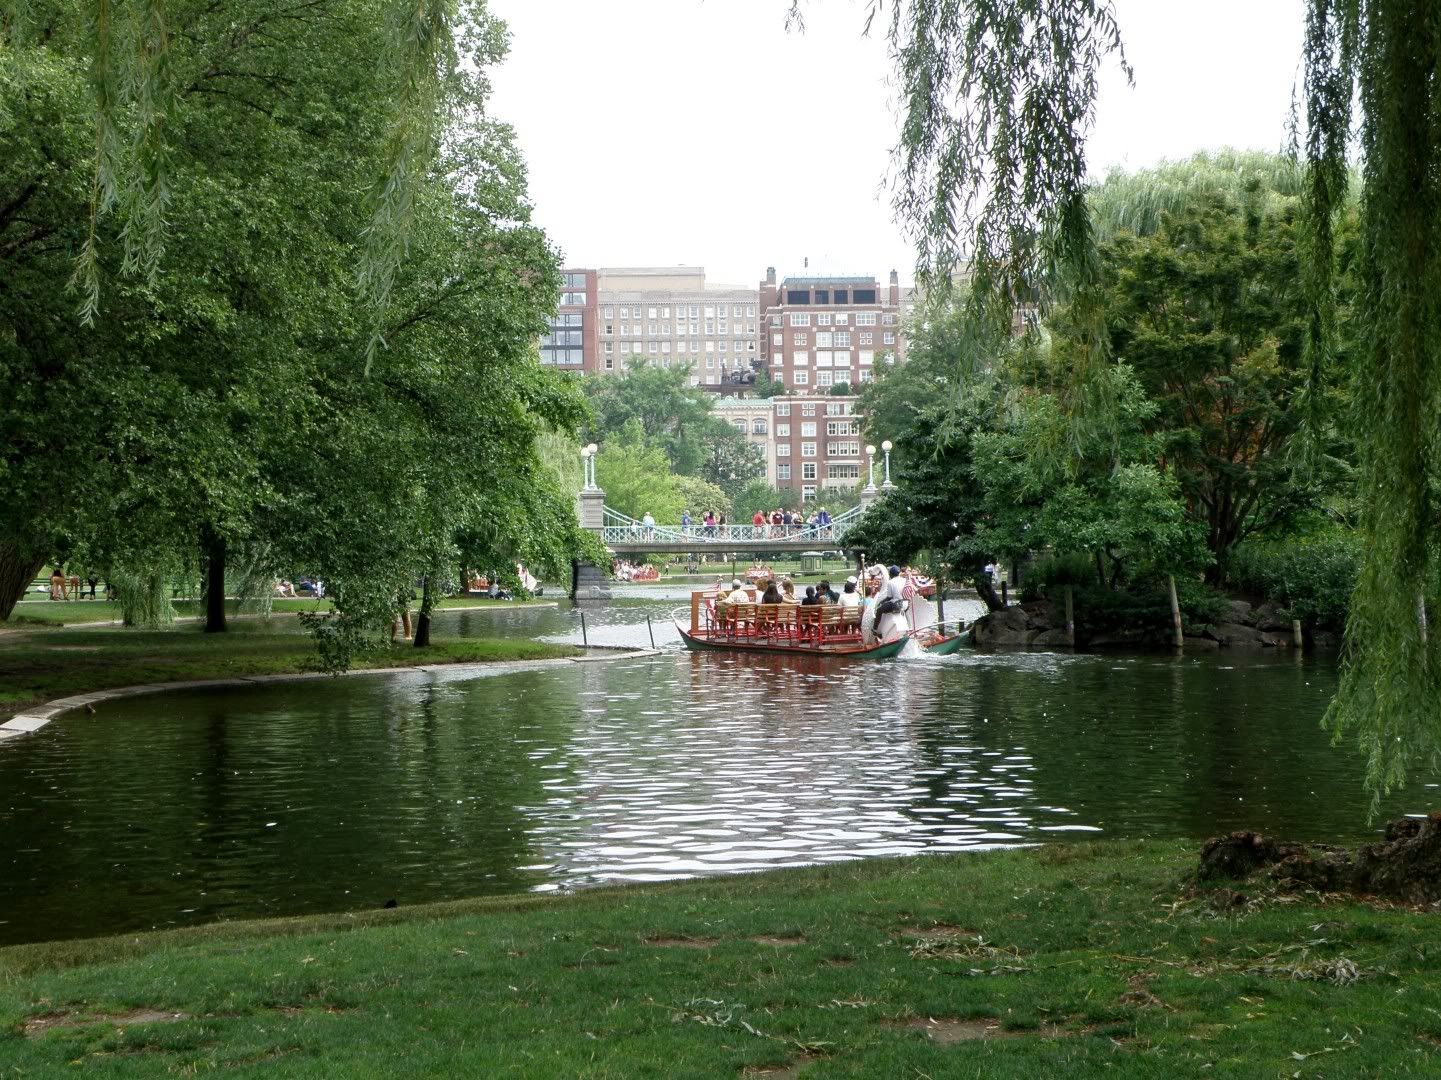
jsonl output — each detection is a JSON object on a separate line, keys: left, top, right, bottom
{"left": 921, "top": 635, "right": 966, "bottom": 656}
{"left": 677, "top": 625, "right": 908, "bottom": 659}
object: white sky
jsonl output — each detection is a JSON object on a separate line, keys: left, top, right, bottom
{"left": 488, "top": 0, "right": 1306, "bottom": 287}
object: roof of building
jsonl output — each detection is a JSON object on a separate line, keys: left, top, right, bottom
{"left": 780, "top": 276, "right": 877, "bottom": 287}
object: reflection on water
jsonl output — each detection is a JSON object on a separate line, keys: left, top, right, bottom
{"left": 0, "top": 598, "right": 1432, "bottom": 946}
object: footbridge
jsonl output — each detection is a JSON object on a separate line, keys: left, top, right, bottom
{"left": 595, "top": 506, "right": 865, "bottom": 555}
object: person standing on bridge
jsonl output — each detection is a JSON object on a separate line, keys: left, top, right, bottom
{"left": 642, "top": 511, "right": 655, "bottom": 540}
{"left": 681, "top": 509, "right": 691, "bottom": 536}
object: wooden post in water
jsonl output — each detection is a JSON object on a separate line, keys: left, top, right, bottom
{"left": 1065, "top": 585, "right": 1075, "bottom": 647}
{"left": 646, "top": 615, "right": 655, "bottom": 649}
{"left": 580, "top": 611, "right": 588, "bottom": 647}
{"left": 1167, "top": 574, "right": 1184, "bottom": 650}
{"left": 1292, "top": 618, "right": 1304, "bottom": 649}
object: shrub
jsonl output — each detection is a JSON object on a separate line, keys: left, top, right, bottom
{"left": 1227, "top": 530, "right": 1358, "bottom": 631}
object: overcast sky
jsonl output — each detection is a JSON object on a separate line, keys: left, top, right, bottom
{"left": 487, "top": 0, "right": 1306, "bottom": 287}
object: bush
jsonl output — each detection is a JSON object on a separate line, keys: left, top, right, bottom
{"left": 1227, "top": 531, "right": 1358, "bottom": 631}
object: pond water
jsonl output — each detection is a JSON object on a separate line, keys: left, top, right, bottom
{"left": 0, "top": 592, "right": 1431, "bottom": 946}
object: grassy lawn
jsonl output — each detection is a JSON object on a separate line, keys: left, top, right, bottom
{"left": 4, "top": 595, "right": 553, "bottom": 627}
{"left": 2, "top": 842, "right": 1438, "bottom": 1076}
{"left": 0, "top": 622, "right": 579, "bottom": 720}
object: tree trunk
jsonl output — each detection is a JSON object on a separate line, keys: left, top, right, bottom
{"left": 1094, "top": 550, "right": 1106, "bottom": 587}
{"left": 975, "top": 571, "right": 1003, "bottom": 612}
{"left": 1167, "top": 574, "right": 1184, "bottom": 649}
{"left": 202, "top": 528, "right": 227, "bottom": 633}
{"left": 1065, "top": 584, "right": 1075, "bottom": 647}
{"left": 0, "top": 538, "right": 47, "bottom": 621}
{"left": 413, "top": 575, "right": 433, "bottom": 648}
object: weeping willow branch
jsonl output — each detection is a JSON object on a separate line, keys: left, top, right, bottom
{"left": 1308, "top": 0, "right": 1441, "bottom": 810}
{"left": 70, "top": 0, "right": 122, "bottom": 323}
{"left": 357, "top": 0, "right": 457, "bottom": 376}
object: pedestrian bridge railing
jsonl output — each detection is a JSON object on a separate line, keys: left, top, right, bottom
{"left": 599, "top": 505, "right": 863, "bottom": 548}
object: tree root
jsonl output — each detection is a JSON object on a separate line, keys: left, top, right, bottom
{"left": 1198, "top": 812, "right": 1441, "bottom": 905}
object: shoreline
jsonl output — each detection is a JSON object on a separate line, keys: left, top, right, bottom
{"left": 0, "top": 645, "right": 657, "bottom": 743}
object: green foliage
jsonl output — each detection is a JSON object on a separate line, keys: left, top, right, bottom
{"left": 595, "top": 426, "right": 684, "bottom": 523}
{"left": 1228, "top": 531, "right": 1359, "bottom": 631}
{"left": 674, "top": 476, "right": 731, "bottom": 520}
{"left": 731, "top": 481, "right": 800, "bottom": 521}
{"left": 110, "top": 565, "right": 175, "bottom": 630}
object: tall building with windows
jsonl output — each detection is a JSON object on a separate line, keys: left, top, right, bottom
{"left": 539, "top": 269, "right": 598, "bottom": 370}
{"left": 709, "top": 394, "right": 864, "bottom": 499}
{"left": 756, "top": 268, "right": 909, "bottom": 392}
{"left": 594, "top": 267, "right": 760, "bottom": 386}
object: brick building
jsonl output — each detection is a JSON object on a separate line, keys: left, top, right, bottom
{"left": 757, "top": 269, "right": 907, "bottom": 393}
{"left": 711, "top": 393, "right": 864, "bottom": 499}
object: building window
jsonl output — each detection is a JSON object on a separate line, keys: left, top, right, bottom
{"left": 789, "top": 313, "right": 811, "bottom": 327}
{"left": 833, "top": 291, "right": 848, "bottom": 305}
{"left": 854, "top": 288, "right": 877, "bottom": 303}
{"left": 814, "top": 289, "right": 829, "bottom": 304}
{"left": 802, "top": 484, "right": 817, "bottom": 500}
{"left": 815, "top": 351, "right": 832, "bottom": 368}
{"left": 827, "top": 441, "right": 860, "bottom": 456}
{"left": 801, "top": 442, "right": 816, "bottom": 457}
{"left": 561, "top": 292, "right": 586, "bottom": 306}
{"left": 883, "top": 313, "right": 898, "bottom": 325}
{"left": 832, "top": 351, "right": 851, "bottom": 371}
{"left": 604, "top": 342, "right": 614, "bottom": 354}
{"left": 859, "top": 350, "right": 874, "bottom": 366}
{"left": 859, "top": 332, "right": 873, "bottom": 345}
{"left": 827, "top": 420, "right": 859, "bottom": 436}
{"left": 604, "top": 354, "right": 615, "bottom": 370}
{"left": 793, "top": 333, "right": 808, "bottom": 346}
{"left": 752, "top": 418, "right": 768, "bottom": 435}
{"left": 776, "top": 403, "right": 790, "bottom": 416}
{"left": 771, "top": 333, "right": 782, "bottom": 346}
{"left": 792, "top": 351, "right": 809, "bottom": 366}
{"left": 794, "top": 370, "right": 809, "bottom": 385}
{"left": 815, "top": 332, "right": 832, "bottom": 348}
{"left": 825, "top": 402, "right": 849, "bottom": 416}
{"left": 786, "top": 289, "right": 810, "bottom": 304}
{"left": 856, "top": 313, "right": 878, "bottom": 326}
{"left": 801, "top": 403, "right": 816, "bottom": 416}
{"left": 604, "top": 324, "right": 614, "bottom": 336}
{"left": 778, "top": 464, "right": 792, "bottom": 481}
{"left": 817, "top": 313, "right": 833, "bottom": 326}
{"left": 776, "top": 443, "right": 790, "bottom": 457}
{"left": 631, "top": 342, "right": 642, "bottom": 354}
{"left": 802, "top": 463, "right": 817, "bottom": 479}
{"left": 835, "top": 313, "right": 849, "bottom": 325}
{"left": 648, "top": 341, "right": 659, "bottom": 354}
{"left": 859, "top": 368, "right": 874, "bottom": 382}
{"left": 770, "top": 314, "right": 781, "bottom": 327}
{"left": 776, "top": 423, "right": 790, "bottom": 436}
{"left": 705, "top": 357, "right": 714, "bottom": 369}
{"left": 818, "top": 371, "right": 836, "bottom": 386}
{"left": 827, "top": 462, "right": 861, "bottom": 479}
{"left": 883, "top": 332, "right": 896, "bottom": 345}
{"left": 801, "top": 422, "right": 816, "bottom": 436}
{"left": 834, "top": 331, "right": 851, "bottom": 347}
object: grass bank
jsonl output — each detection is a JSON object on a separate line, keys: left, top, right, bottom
{"left": 0, "top": 622, "right": 579, "bottom": 720}
{"left": 3, "top": 595, "right": 551, "bottom": 627}
{"left": 2, "top": 843, "right": 1438, "bottom": 1077}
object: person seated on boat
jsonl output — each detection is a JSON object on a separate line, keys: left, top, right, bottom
{"left": 816, "top": 579, "right": 838, "bottom": 603}
{"left": 839, "top": 576, "right": 862, "bottom": 611}
{"left": 722, "top": 578, "right": 750, "bottom": 606}
{"left": 760, "top": 579, "right": 784, "bottom": 605}
{"left": 780, "top": 577, "right": 799, "bottom": 604}
{"left": 800, "top": 585, "right": 822, "bottom": 606}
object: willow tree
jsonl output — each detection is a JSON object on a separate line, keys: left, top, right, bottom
{"left": 821, "top": 0, "right": 1438, "bottom": 804}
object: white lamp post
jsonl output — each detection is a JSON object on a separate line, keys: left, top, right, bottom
{"left": 581, "top": 443, "right": 599, "bottom": 489}
{"left": 864, "top": 444, "right": 878, "bottom": 492}
{"left": 881, "top": 440, "right": 895, "bottom": 491}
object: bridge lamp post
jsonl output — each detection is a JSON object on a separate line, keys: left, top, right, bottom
{"left": 881, "top": 440, "right": 895, "bottom": 491}
{"left": 581, "top": 443, "right": 599, "bottom": 490}
{"left": 864, "top": 445, "right": 878, "bottom": 493}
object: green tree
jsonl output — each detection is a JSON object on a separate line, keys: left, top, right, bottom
{"left": 675, "top": 476, "right": 731, "bottom": 520}
{"left": 594, "top": 423, "right": 684, "bottom": 523}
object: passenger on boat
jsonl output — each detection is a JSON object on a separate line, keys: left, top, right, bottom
{"left": 817, "top": 580, "right": 838, "bottom": 603}
{"left": 760, "top": 579, "right": 784, "bottom": 605}
{"left": 722, "top": 579, "right": 750, "bottom": 606}
{"left": 780, "top": 578, "right": 799, "bottom": 603}
{"left": 839, "top": 577, "right": 862, "bottom": 611}
{"left": 800, "top": 585, "right": 821, "bottom": 606}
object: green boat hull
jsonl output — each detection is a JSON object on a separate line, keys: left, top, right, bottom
{"left": 677, "top": 626, "right": 908, "bottom": 659}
